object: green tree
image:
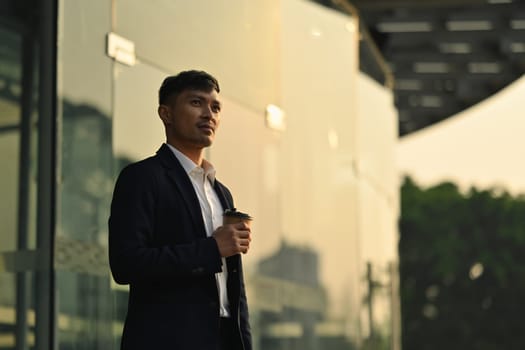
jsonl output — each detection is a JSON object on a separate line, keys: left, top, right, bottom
{"left": 400, "top": 176, "right": 525, "bottom": 350}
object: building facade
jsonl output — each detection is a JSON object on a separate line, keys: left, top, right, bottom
{"left": 0, "top": 0, "right": 399, "bottom": 349}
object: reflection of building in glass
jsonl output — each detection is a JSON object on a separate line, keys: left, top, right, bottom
{"left": 253, "top": 241, "right": 356, "bottom": 350}
{"left": 360, "top": 261, "right": 399, "bottom": 350}
{"left": 57, "top": 101, "right": 120, "bottom": 349}
{"left": 258, "top": 241, "right": 320, "bottom": 288}
{"left": 1, "top": 0, "right": 400, "bottom": 349}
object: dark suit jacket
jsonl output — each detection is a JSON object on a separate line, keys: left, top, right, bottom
{"left": 109, "top": 144, "right": 252, "bottom": 350}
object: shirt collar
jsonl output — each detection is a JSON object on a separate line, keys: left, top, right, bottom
{"left": 165, "top": 143, "right": 216, "bottom": 184}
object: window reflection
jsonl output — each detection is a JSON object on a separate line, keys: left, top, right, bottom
{"left": 0, "top": 9, "right": 40, "bottom": 348}
{"left": 0, "top": 26, "right": 23, "bottom": 253}
{"left": 58, "top": 95, "right": 118, "bottom": 350}
{"left": 1, "top": 0, "right": 401, "bottom": 349}
{"left": 56, "top": 0, "right": 117, "bottom": 348}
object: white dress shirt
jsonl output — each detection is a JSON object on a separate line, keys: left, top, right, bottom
{"left": 166, "top": 143, "right": 230, "bottom": 317}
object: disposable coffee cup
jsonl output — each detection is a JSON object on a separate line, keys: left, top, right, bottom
{"left": 223, "top": 208, "right": 253, "bottom": 227}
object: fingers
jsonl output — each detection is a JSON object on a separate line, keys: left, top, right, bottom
{"left": 232, "top": 221, "right": 251, "bottom": 231}
{"left": 236, "top": 238, "right": 250, "bottom": 254}
{"left": 232, "top": 233, "right": 251, "bottom": 253}
{"left": 213, "top": 225, "right": 252, "bottom": 257}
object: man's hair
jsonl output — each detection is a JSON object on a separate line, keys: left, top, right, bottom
{"left": 158, "top": 70, "right": 220, "bottom": 105}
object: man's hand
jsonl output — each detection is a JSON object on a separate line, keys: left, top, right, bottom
{"left": 212, "top": 222, "right": 252, "bottom": 257}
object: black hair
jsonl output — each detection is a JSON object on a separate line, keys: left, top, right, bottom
{"left": 158, "top": 70, "right": 220, "bottom": 105}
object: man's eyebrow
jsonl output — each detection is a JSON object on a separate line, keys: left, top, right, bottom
{"left": 186, "top": 93, "right": 205, "bottom": 99}
{"left": 187, "top": 93, "right": 222, "bottom": 106}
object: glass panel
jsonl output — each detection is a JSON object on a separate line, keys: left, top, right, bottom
{"left": 0, "top": 272, "right": 37, "bottom": 349}
{"left": 0, "top": 3, "right": 41, "bottom": 347}
{"left": 116, "top": 0, "right": 280, "bottom": 113}
{"left": 55, "top": 271, "right": 118, "bottom": 349}
{"left": 0, "top": 25, "right": 39, "bottom": 253}
{"left": 0, "top": 273, "right": 17, "bottom": 348}
{"left": 356, "top": 74, "right": 400, "bottom": 348}
{"left": 210, "top": 1, "right": 399, "bottom": 349}
{"left": 110, "top": 1, "right": 399, "bottom": 349}
{"left": 57, "top": 0, "right": 118, "bottom": 348}
{"left": 0, "top": 26, "right": 22, "bottom": 253}
{"left": 112, "top": 62, "right": 166, "bottom": 164}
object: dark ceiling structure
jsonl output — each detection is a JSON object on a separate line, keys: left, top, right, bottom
{"left": 316, "top": 0, "right": 525, "bottom": 136}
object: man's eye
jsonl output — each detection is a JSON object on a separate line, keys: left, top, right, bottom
{"left": 190, "top": 100, "right": 201, "bottom": 106}
{"left": 212, "top": 105, "right": 221, "bottom": 112}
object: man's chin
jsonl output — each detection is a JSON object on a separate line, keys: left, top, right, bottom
{"left": 198, "top": 138, "right": 214, "bottom": 148}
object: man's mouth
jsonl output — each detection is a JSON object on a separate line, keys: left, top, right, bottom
{"left": 198, "top": 124, "right": 214, "bottom": 133}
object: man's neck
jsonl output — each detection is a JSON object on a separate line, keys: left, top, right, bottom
{"left": 166, "top": 141, "right": 204, "bottom": 166}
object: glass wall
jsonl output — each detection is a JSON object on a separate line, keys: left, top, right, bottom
{"left": 110, "top": 1, "right": 400, "bottom": 349}
{"left": 55, "top": 0, "right": 117, "bottom": 348}
{"left": 1, "top": 0, "right": 399, "bottom": 349}
{"left": 0, "top": 19, "right": 37, "bottom": 349}
{"left": 0, "top": 0, "right": 55, "bottom": 348}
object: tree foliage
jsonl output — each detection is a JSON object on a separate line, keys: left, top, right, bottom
{"left": 400, "top": 177, "right": 525, "bottom": 350}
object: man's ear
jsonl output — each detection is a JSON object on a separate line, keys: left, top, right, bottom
{"left": 158, "top": 105, "right": 171, "bottom": 125}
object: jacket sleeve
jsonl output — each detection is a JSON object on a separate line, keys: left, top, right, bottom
{"left": 108, "top": 163, "right": 222, "bottom": 285}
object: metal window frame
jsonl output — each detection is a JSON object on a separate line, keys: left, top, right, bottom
{"left": 34, "top": 0, "right": 58, "bottom": 349}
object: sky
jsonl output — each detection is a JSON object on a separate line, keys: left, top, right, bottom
{"left": 397, "top": 74, "right": 525, "bottom": 196}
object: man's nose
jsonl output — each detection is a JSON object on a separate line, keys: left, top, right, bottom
{"left": 202, "top": 105, "right": 216, "bottom": 119}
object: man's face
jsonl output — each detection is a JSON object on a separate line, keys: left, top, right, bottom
{"left": 160, "top": 88, "right": 222, "bottom": 151}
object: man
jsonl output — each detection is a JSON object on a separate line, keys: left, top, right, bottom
{"left": 109, "top": 70, "right": 252, "bottom": 349}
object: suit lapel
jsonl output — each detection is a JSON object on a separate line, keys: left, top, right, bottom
{"left": 157, "top": 144, "right": 207, "bottom": 238}
{"left": 214, "top": 181, "right": 233, "bottom": 211}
